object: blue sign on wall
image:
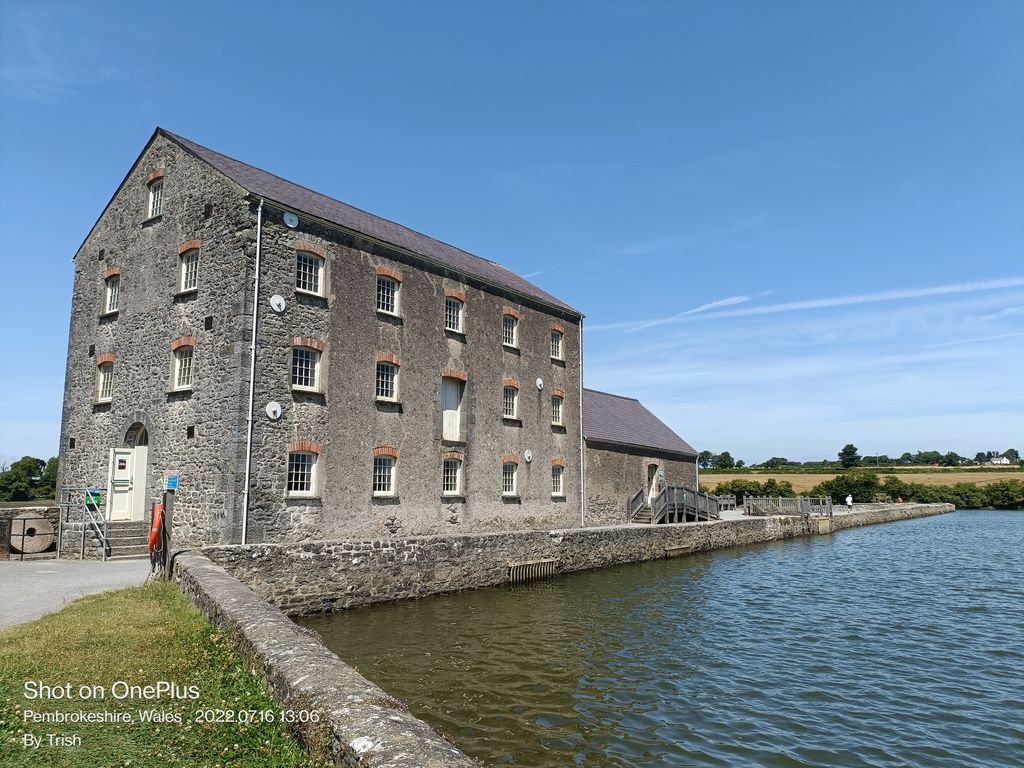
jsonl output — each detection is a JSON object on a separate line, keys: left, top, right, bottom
{"left": 163, "top": 471, "right": 180, "bottom": 491}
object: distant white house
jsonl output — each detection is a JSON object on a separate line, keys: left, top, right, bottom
{"left": 989, "top": 456, "right": 1011, "bottom": 465}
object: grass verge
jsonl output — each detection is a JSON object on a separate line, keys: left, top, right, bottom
{"left": 0, "top": 582, "right": 328, "bottom": 768}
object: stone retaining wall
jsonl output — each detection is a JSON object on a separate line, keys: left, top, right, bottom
{"left": 173, "top": 552, "right": 481, "bottom": 768}
{"left": 201, "top": 503, "right": 952, "bottom": 615}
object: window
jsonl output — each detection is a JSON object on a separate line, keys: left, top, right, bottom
{"left": 503, "top": 386, "right": 518, "bottom": 419}
{"left": 444, "top": 296, "right": 464, "bottom": 332}
{"left": 550, "top": 330, "right": 563, "bottom": 360}
{"left": 551, "top": 465, "right": 564, "bottom": 497}
{"left": 502, "top": 315, "right": 518, "bottom": 347}
{"left": 373, "top": 456, "right": 396, "bottom": 496}
{"left": 295, "top": 251, "right": 324, "bottom": 295}
{"left": 551, "top": 395, "right": 564, "bottom": 426}
{"left": 291, "top": 347, "right": 320, "bottom": 391}
{"left": 147, "top": 180, "right": 163, "bottom": 218}
{"left": 376, "top": 362, "right": 398, "bottom": 401}
{"left": 104, "top": 276, "right": 120, "bottom": 314}
{"left": 173, "top": 346, "right": 194, "bottom": 390}
{"left": 377, "top": 276, "right": 399, "bottom": 315}
{"left": 442, "top": 377, "right": 464, "bottom": 441}
{"left": 287, "top": 452, "right": 316, "bottom": 496}
{"left": 179, "top": 249, "right": 199, "bottom": 292}
{"left": 97, "top": 363, "right": 114, "bottom": 402}
{"left": 502, "top": 462, "right": 517, "bottom": 496}
{"left": 442, "top": 459, "right": 462, "bottom": 496}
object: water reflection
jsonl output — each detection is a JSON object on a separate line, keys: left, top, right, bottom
{"left": 301, "top": 512, "right": 1024, "bottom": 767}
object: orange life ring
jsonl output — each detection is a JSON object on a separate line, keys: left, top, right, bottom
{"left": 148, "top": 503, "right": 164, "bottom": 554}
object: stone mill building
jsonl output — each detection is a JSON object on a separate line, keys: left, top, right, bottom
{"left": 58, "top": 128, "right": 697, "bottom": 547}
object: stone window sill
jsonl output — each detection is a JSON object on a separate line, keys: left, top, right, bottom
{"left": 441, "top": 494, "right": 465, "bottom": 502}
{"left": 286, "top": 494, "right": 321, "bottom": 502}
{"left": 377, "top": 310, "right": 403, "bottom": 323}
{"left": 502, "top": 343, "right": 520, "bottom": 352}
{"left": 502, "top": 495, "right": 521, "bottom": 503}
{"left": 174, "top": 288, "right": 198, "bottom": 299}
{"left": 99, "top": 310, "right": 119, "bottom": 320}
{"left": 292, "top": 386, "right": 322, "bottom": 395}
{"left": 167, "top": 386, "right": 193, "bottom": 395}
{"left": 296, "top": 288, "right": 327, "bottom": 302}
{"left": 503, "top": 417, "right": 522, "bottom": 427}
{"left": 141, "top": 214, "right": 163, "bottom": 227}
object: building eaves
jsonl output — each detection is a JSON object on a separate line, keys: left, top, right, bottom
{"left": 158, "top": 128, "right": 582, "bottom": 318}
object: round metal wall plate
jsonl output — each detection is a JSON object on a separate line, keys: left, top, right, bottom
{"left": 270, "top": 294, "right": 287, "bottom": 313}
{"left": 283, "top": 211, "right": 299, "bottom": 228}
{"left": 265, "top": 401, "right": 282, "bottom": 420}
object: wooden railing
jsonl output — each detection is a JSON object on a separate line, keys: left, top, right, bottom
{"left": 627, "top": 488, "right": 646, "bottom": 522}
{"left": 744, "top": 496, "right": 832, "bottom": 518}
{"left": 651, "top": 486, "right": 721, "bottom": 524}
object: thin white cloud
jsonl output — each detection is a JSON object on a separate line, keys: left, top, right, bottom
{"left": 979, "top": 306, "right": 1024, "bottom": 321}
{"left": 625, "top": 295, "right": 754, "bottom": 332}
{"left": 697, "top": 277, "right": 1024, "bottom": 320}
{"left": 589, "top": 277, "right": 1024, "bottom": 332}
{"left": 924, "top": 331, "right": 1024, "bottom": 349}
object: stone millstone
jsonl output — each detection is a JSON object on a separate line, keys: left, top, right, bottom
{"left": 10, "top": 513, "right": 54, "bottom": 554}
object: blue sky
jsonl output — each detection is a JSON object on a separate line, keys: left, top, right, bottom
{"left": 1, "top": 0, "right": 1021, "bottom": 465}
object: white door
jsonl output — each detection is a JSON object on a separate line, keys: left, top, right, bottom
{"left": 442, "top": 379, "right": 462, "bottom": 440}
{"left": 107, "top": 447, "right": 147, "bottom": 521}
{"left": 647, "top": 464, "right": 660, "bottom": 504}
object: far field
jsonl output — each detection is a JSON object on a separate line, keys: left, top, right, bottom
{"left": 701, "top": 468, "right": 1024, "bottom": 493}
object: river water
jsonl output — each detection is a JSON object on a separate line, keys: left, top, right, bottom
{"left": 300, "top": 511, "right": 1024, "bottom": 767}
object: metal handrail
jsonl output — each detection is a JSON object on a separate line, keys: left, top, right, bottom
{"left": 744, "top": 496, "right": 832, "bottom": 518}
{"left": 58, "top": 486, "right": 110, "bottom": 560}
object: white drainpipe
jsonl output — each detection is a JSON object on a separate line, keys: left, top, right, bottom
{"left": 578, "top": 316, "right": 586, "bottom": 527}
{"left": 241, "top": 198, "right": 264, "bottom": 545}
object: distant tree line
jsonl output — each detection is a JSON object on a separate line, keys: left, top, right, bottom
{"left": 699, "top": 444, "right": 1021, "bottom": 471}
{"left": 0, "top": 457, "right": 58, "bottom": 502}
{"left": 703, "top": 469, "right": 1024, "bottom": 510}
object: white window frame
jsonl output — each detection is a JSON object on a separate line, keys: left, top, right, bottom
{"left": 286, "top": 451, "right": 317, "bottom": 497}
{"left": 295, "top": 251, "right": 325, "bottom": 296}
{"left": 503, "top": 386, "right": 518, "bottom": 419}
{"left": 551, "top": 395, "right": 564, "bottom": 426}
{"left": 173, "top": 346, "right": 194, "bottom": 390}
{"left": 179, "top": 249, "right": 200, "bottom": 293}
{"left": 551, "top": 465, "right": 565, "bottom": 497}
{"left": 147, "top": 179, "right": 164, "bottom": 218}
{"left": 550, "top": 330, "right": 563, "bottom": 360}
{"left": 376, "top": 276, "right": 400, "bottom": 316}
{"left": 376, "top": 362, "right": 399, "bottom": 401}
{"left": 97, "top": 363, "right": 114, "bottom": 403}
{"left": 373, "top": 456, "right": 396, "bottom": 496}
{"left": 502, "top": 315, "right": 518, "bottom": 348}
{"left": 444, "top": 296, "right": 464, "bottom": 333}
{"left": 291, "top": 347, "right": 321, "bottom": 392}
{"left": 442, "top": 459, "right": 462, "bottom": 496}
{"left": 502, "top": 462, "right": 518, "bottom": 496}
{"left": 104, "top": 276, "right": 120, "bottom": 314}
{"left": 442, "top": 378, "right": 464, "bottom": 441}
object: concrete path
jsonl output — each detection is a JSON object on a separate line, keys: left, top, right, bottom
{"left": 0, "top": 558, "right": 152, "bottom": 630}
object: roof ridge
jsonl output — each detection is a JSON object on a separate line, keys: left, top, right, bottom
{"left": 582, "top": 387, "right": 641, "bottom": 402}
{"left": 159, "top": 128, "right": 559, "bottom": 306}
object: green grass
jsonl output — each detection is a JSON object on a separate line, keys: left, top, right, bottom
{"left": 0, "top": 582, "right": 328, "bottom": 768}
{"left": 0, "top": 500, "right": 55, "bottom": 509}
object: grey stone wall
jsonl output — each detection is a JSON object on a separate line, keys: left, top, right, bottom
{"left": 199, "top": 504, "right": 953, "bottom": 616}
{"left": 173, "top": 553, "right": 481, "bottom": 767}
{"left": 59, "top": 133, "right": 583, "bottom": 547}
{"left": 245, "top": 209, "right": 582, "bottom": 542}
{"left": 584, "top": 443, "right": 698, "bottom": 526}
{"left": 58, "top": 133, "right": 254, "bottom": 545}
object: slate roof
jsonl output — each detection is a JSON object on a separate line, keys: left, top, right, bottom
{"left": 159, "top": 129, "right": 580, "bottom": 316}
{"left": 583, "top": 388, "right": 697, "bottom": 457}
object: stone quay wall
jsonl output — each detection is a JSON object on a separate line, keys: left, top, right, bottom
{"left": 173, "top": 553, "right": 481, "bottom": 768}
{"left": 200, "top": 503, "right": 953, "bottom": 616}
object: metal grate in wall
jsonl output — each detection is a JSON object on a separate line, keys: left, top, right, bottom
{"left": 508, "top": 558, "right": 557, "bottom": 584}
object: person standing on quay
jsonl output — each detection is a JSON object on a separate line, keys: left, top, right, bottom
{"left": 846, "top": 494, "right": 854, "bottom": 511}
